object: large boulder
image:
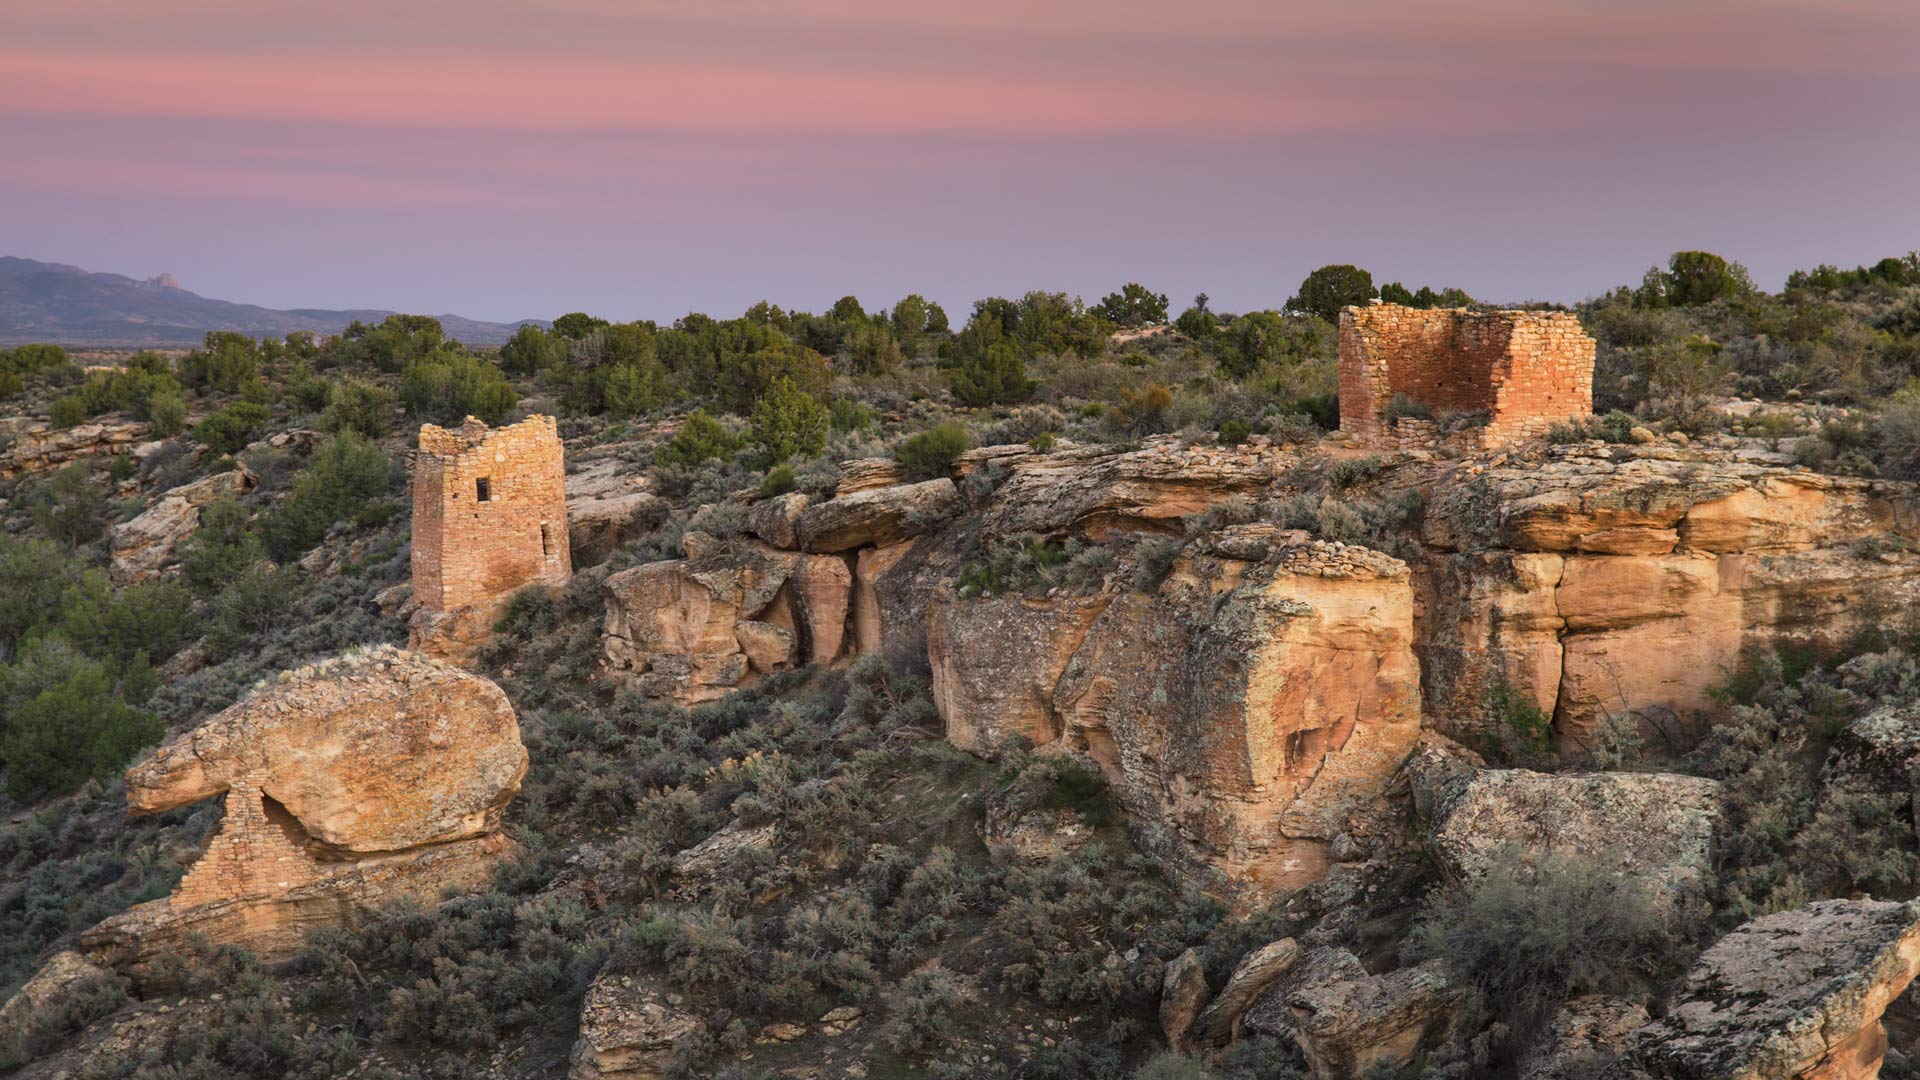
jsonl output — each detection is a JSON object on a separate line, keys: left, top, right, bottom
{"left": 601, "top": 539, "right": 802, "bottom": 703}
{"left": 0, "top": 950, "right": 119, "bottom": 1050}
{"left": 569, "top": 971, "right": 704, "bottom": 1079}
{"left": 108, "top": 468, "right": 254, "bottom": 585}
{"left": 84, "top": 646, "right": 525, "bottom": 987}
{"left": 1192, "top": 938, "right": 1301, "bottom": 1047}
{"left": 1053, "top": 528, "right": 1423, "bottom": 894}
{"left": 1428, "top": 769, "right": 1723, "bottom": 915}
{"left": 792, "top": 478, "right": 960, "bottom": 554}
{"left": 1285, "top": 958, "right": 1471, "bottom": 1080}
{"left": 967, "top": 437, "right": 1282, "bottom": 539}
{"left": 1519, "top": 996, "right": 1648, "bottom": 1080}
{"left": 124, "top": 646, "right": 526, "bottom": 853}
{"left": 1616, "top": 899, "right": 1920, "bottom": 1080}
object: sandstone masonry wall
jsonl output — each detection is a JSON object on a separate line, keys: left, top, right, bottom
{"left": 1338, "top": 304, "right": 1594, "bottom": 446}
{"left": 170, "top": 782, "right": 322, "bottom": 908}
{"left": 412, "top": 415, "right": 571, "bottom": 612}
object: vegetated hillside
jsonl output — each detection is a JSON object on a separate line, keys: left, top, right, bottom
{"left": 0, "top": 257, "right": 540, "bottom": 347}
{"left": 3, "top": 253, "right": 1920, "bottom": 1079}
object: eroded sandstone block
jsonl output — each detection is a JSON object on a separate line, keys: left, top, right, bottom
{"left": 1417, "top": 448, "right": 1920, "bottom": 747}
{"left": 1617, "top": 899, "right": 1920, "bottom": 1080}
{"left": 569, "top": 972, "right": 704, "bottom": 1080}
{"left": 108, "top": 467, "right": 254, "bottom": 585}
{"left": 84, "top": 645, "right": 525, "bottom": 987}
{"left": 931, "top": 524, "right": 1422, "bottom": 896}
{"left": 1428, "top": 769, "right": 1723, "bottom": 916}
{"left": 792, "top": 477, "right": 960, "bottom": 553}
{"left": 604, "top": 537, "right": 858, "bottom": 703}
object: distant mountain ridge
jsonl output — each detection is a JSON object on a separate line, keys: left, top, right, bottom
{"left": 0, "top": 257, "right": 543, "bottom": 347}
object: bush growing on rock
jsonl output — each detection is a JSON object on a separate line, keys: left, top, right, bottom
{"left": 893, "top": 421, "right": 970, "bottom": 478}
{"left": 1411, "top": 847, "right": 1680, "bottom": 1036}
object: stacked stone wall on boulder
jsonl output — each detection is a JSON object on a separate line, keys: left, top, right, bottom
{"left": 1338, "top": 304, "right": 1594, "bottom": 446}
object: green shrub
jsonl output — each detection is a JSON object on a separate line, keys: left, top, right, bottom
{"left": 1286, "top": 264, "right": 1376, "bottom": 322}
{"left": 498, "top": 323, "right": 568, "bottom": 374}
{"left": 1412, "top": 847, "right": 1679, "bottom": 1035}
{"left": 30, "top": 463, "right": 104, "bottom": 548}
{"left": 1217, "top": 420, "right": 1251, "bottom": 446}
{"left": 749, "top": 377, "right": 829, "bottom": 465}
{"left": 320, "top": 377, "right": 396, "bottom": 438}
{"left": 49, "top": 395, "right": 86, "bottom": 429}
{"left": 194, "top": 401, "right": 271, "bottom": 455}
{"left": 0, "top": 641, "right": 162, "bottom": 800}
{"left": 400, "top": 352, "right": 516, "bottom": 425}
{"left": 179, "top": 331, "right": 262, "bottom": 392}
{"left": 656, "top": 411, "right": 739, "bottom": 468}
{"left": 1482, "top": 681, "right": 1554, "bottom": 765}
{"left": 146, "top": 387, "right": 188, "bottom": 437}
{"left": 258, "top": 433, "right": 391, "bottom": 561}
{"left": 894, "top": 422, "right": 969, "bottom": 479}
{"left": 949, "top": 340, "right": 1033, "bottom": 407}
{"left": 759, "top": 465, "right": 797, "bottom": 498}
{"left": 180, "top": 497, "right": 262, "bottom": 594}
{"left": 885, "top": 970, "right": 963, "bottom": 1056}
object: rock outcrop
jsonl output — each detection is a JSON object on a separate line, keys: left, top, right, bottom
{"left": 602, "top": 536, "right": 855, "bottom": 703}
{"left": 1284, "top": 958, "right": 1470, "bottom": 1080}
{"left": 1520, "top": 996, "right": 1647, "bottom": 1080}
{"left": 82, "top": 646, "right": 525, "bottom": 987}
{"left": 1428, "top": 768, "right": 1723, "bottom": 914}
{"left": 1419, "top": 444, "right": 1920, "bottom": 748}
{"left": 930, "top": 524, "right": 1422, "bottom": 895}
{"left": 1614, "top": 899, "right": 1920, "bottom": 1080}
{"left": 0, "top": 419, "right": 147, "bottom": 477}
{"left": 566, "top": 458, "right": 663, "bottom": 567}
{"left": 792, "top": 477, "right": 960, "bottom": 553}
{"left": 569, "top": 971, "right": 704, "bottom": 1079}
{"left": 106, "top": 468, "right": 254, "bottom": 585}
{"left": 965, "top": 438, "right": 1283, "bottom": 539}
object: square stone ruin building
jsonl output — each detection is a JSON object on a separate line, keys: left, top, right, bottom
{"left": 1337, "top": 302, "right": 1596, "bottom": 445}
{"left": 412, "top": 415, "right": 571, "bottom": 612}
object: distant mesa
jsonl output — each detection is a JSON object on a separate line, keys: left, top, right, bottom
{"left": 0, "top": 255, "right": 545, "bottom": 347}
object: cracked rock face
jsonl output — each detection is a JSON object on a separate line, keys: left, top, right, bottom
{"left": 569, "top": 972, "right": 704, "bottom": 1079}
{"left": 1617, "top": 899, "right": 1920, "bottom": 1080}
{"left": 86, "top": 646, "right": 525, "bottom": 987}
{"left": 930, "top": 525, "right": 1422, "bottom": 896}
{"left": 602, "top": 536, "right": 860, "bottom": 703}
{"left": 124, "top": 646, "right": 526, "bottom": 853}
{"left": 1416, "top": 445, "right": 1920, "bottom": 748}
{"left": 1428, "top": 768, "right": 1724, "bottom": 916}
{"left": 107, "top": 467, "right": 254, "bottom": 585}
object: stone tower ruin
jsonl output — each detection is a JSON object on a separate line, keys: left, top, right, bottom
{"left": 1337, "top": 303, "right": 1595, "bottom": 446}
{"left": 411, "top": 415, "right": 571, "bottom": 613}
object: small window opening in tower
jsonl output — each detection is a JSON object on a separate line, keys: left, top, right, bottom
{"left": 541, "top": 523, "right": 552, "bottom": 558}
{"left": 476, "top": 477, "right": 491, "bottom": 502}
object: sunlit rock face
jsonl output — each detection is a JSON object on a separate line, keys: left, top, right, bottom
{"left": 931, "top": 523, "right": 1422, "bottom": 897}
{"left": 83, "top": 645, "right": 525, "bottom": 988}
{"left": 1417, "top": 445, "right": 1920, "bottom": 751}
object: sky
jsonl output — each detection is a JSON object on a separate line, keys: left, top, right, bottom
{"left": 2, "top": 0, "right": 1917, "bottom": 323}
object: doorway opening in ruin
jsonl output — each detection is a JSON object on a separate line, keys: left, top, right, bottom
{"left": 476, "top": 477, "right": 492, "bottom": 502}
